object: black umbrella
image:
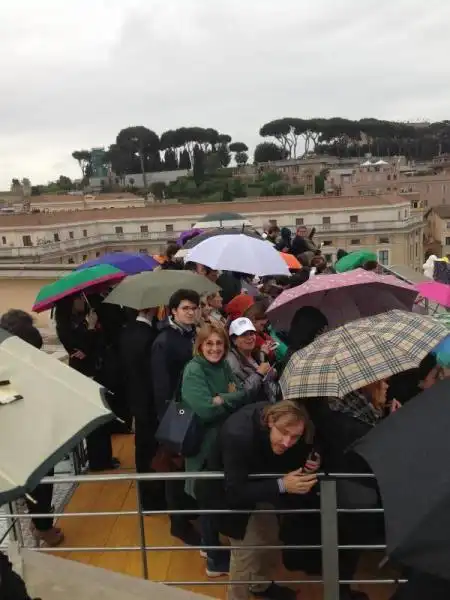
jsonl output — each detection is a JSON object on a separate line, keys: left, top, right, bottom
{"left": 353, "top": 377, "right": 450, "bottom": 580}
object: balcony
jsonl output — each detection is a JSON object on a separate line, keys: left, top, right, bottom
{"left": 0, "top": 232, "right": 172, "bottom": 260}
{"left": 313, "top": 214, "right": 423, "bottom": 234}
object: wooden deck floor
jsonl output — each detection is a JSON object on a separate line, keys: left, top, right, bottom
{"left": 54, "top": 434, "right": 396, "bottom": 600}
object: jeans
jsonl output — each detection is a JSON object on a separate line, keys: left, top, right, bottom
{"left": 199, "top": 515, "right": 223, "bottom": 562}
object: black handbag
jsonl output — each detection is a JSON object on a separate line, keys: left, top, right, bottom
{"left": 155, "top": 374, "right": 204, "bottom": 458}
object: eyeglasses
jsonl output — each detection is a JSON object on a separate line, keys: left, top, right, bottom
{"left": 179, "top": 305, "right": 198, "bottom": 313}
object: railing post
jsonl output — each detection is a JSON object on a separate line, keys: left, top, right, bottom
{"left": 135, "top": 482, "right": 149, "bottom": 580}
{"left": 320, "top": 478, "right": 340, "bottom": 600}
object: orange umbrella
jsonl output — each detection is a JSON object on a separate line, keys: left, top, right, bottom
{"left": 280, "top": 252, "right": 301, "bottom": 270}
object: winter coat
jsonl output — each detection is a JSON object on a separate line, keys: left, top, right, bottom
{"left": 181, "top": 355, "right": 247, "bottom": 495}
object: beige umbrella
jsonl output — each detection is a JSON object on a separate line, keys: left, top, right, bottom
{"left": 0, "top": 328, "right": 113, "bottom": 504}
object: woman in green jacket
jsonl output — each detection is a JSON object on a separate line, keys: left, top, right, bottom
{"left": 181, "top": 321, "right": 249, "bottom": 578}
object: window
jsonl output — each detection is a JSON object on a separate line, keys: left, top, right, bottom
{"left": 83, "top": 229, "right": 87, "bottom": 237}
{"left": 115, "top": 226, "right": 123, "bottom": 235}
{"left": 68, "top": 257, "right": 75, "bottom": 264}
{"left": 350, "top": 239, "right": 361, "bottom": 245}
{"left": 349, "top": 215, "right": 358, "bottom": 223}
{"left": 295, "top": 217, "right": 304, "bottom": 226}
{"left": 139, "top": 248, "right": 148, "bottom": 254}
{"left": 269, "top": 219, "right": 278, "bottom": 226}
{"left": 82, "top": 255, "right": 88, "bottom": 261}
{"left": 322, "top": 240, "right": 333, "bottom": 246}
{"left": 140, "top": 225, "right": 149, "bottom": 233}
{"left": 378, "top": 236, "right": 390, "bottom": 244}
{"left": 69, "top": 231, "right": 74, "bottom": 239}
{"left": 324, "top": 253, "right": 333, "bottom": 263}
{"left": 378, "top": 250, "right": 389, "bottom": 266}
{"left": 165, "top": 224, "right": 174, "bottom": 232}
{"left": 96, "top": 252, "right": 101, "bottom": 257}
{"left": 1, "top": 236, "right": 6, "bottom": 245}
{"left": 53, "top": 233, "right": 60, "bottom": 242}
{"left": 446, "top": 237, "right": 450, "bottom": 246}
{"left": 322, "top": 216, "right": 331, "bottom": 224}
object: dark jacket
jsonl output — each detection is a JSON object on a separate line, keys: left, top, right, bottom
{"left": 120, "top": 319, "right": 158, "bottom": 422}
{"left": 196, "top": 402, "right": 312, "bottom": 539}
{"left": 151, "top": 319, "right": 196, "bottom": 418}
{"left": 56, "top": 317, "right": 103, "bottom": 379}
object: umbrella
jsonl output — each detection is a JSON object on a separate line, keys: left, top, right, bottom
{"left": 416, "top": 280, "right": 450, "bottom": 308}
{"left": 174, "top": 228, "right": 261, "bottom": 259}
{"left": 32, "top": 265, "right": 125, "bottom": 313}
{"left": 353, "top": 378, "right": 450, "bottom": 580}
{"left": 0, "top": 327, "right": 113, "bottom": 504}
{"left": 76, "top": 252, "right": 158, "bottom": 275}
{"left": 267, "top": 269, "right": 418, "bottom": 330}
{"left": 185, "top": 234, "right": 290, "bottom": 277}
{"left": 335, "top": 250, "right": 377, "bottom": 273}
{"left": 193, "top": 211, "right": 252, "bottom": 229}
{"left": 280, "top": 310, "right": 448, "bottom": 400}
{"left": 280, "top": 252, "right": 301, "bottom": 270}
{"left": 177, "top": 228, "right": 204, "bottom": 247}
{"left": 103, "top": 270, "right": 219, "bottom": 311}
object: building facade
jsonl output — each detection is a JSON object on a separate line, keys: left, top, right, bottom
{"left": 424, "top": 205, "right": 450, "bottom": 257}
{"left": 0, "top": 195, "right": 424, "bottom": 270}
{"left": 328, "top": 159, "right": 450, "bottom": 209}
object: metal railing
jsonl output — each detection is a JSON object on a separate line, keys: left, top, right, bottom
{"left": 2, "top": 471, "right": 405, "bottom": 599}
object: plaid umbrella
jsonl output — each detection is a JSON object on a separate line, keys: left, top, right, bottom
{"left": 280, "top": 310, "right": 449, "bottom": 400}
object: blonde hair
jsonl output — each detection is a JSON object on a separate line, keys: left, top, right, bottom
{"left": 262, "top": 400, "right": 314, "bottom": 444}
{"left": 194, "top": 322, "right": 229, "bottom": 357}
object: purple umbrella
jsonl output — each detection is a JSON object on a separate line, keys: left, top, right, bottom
{"left": 76, "top": 252, "right": 158, "bottom": 275}
{"left": 177, "top": 229, "right": 203, "bottom": 247}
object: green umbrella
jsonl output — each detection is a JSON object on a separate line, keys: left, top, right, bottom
{"left": 32, "top": 264, "right": 125, "bottom": 313}
{"left": 103, "top": 270, "right": 220, "bottom": 310}
{"left": 335, "top": 249, "right": 378, "bottom": 273}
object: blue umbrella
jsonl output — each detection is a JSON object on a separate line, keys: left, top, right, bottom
{"left": 77, "top": 252, "right": 158, "bottom": 275}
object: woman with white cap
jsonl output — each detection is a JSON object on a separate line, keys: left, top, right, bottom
{"left": 227, "top": 317, "right": 279, "bottom": 404}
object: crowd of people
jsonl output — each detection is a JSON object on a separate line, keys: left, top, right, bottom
{"left": 1, "top": 224, "right": 447, "bottom": 600}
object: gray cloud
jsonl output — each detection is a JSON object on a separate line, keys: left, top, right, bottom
{"left": 1, "top": 0, "right": 450, "bottom": 186}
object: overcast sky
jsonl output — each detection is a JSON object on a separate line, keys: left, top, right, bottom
{"left": 1, "top": 0, "right": 450, "bottom": 188}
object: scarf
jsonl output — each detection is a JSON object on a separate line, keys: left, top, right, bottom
{"left": 328, "top": 390, "right": 382, "bottom": 426}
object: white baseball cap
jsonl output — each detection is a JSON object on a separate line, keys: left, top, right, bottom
{"left": 229, "top": 317, "right": 256, "bottom": 337}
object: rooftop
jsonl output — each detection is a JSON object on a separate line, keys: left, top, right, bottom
{"left": 426, "top": 205, "right": 450, "bottom": 219}
{"left": 29, "top": 192, "right": 141, "bottom": 204}
{"left": 0, "top": 194, "right": 410, "bottom": 228}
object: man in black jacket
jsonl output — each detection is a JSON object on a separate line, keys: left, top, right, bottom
{"left": 199, "top": 401, "right": 318, "bottom": 600}
{"left": 120, "top": 307, "right": 164, "bottom": 509}
{"left": 151, "top": 288, "right": 201, "bottom": 545}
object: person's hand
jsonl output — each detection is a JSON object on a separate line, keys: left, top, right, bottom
{"left": 283, "top": 469, "right": 317, "bottom": 495}
{"left": 86, "top": 310, "right": 98, "bottom": 330}
{"left": 304, "top": 452, "right": 321, "bottom": 473}
{"left": 212, "top": 395, "right": 224, "bottom": 406}
{"left": 257, "top": 362, "right": 271, "bottom": 377}
{"left": 261, "top": 341, "right": 274, "bottom": 355}
{"left": 70, "top": 349, "right": 86, "bottom": 360}
{"left": 390, "top": 399, "right": 402, "bottom": 413}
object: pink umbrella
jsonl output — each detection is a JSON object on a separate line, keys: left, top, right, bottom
{"left": 267, "top": 268, "right": 418, "bottom": 330}
{"left": 416, "top": 281, "right": 450, "bottom": 308}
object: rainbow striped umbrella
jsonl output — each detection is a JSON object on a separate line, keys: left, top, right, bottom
{"left": 32, "top": 264, "right": 125, "bottom": 313}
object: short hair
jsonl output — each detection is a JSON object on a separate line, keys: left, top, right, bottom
{"left": 268, "top": 225, "right": 280, "bottom": 235}
{"left": 168, "top": 289, "right": 200, "bottom": 312}
{"left": 184, "top": 261, "right": 197, "bottom": 272}
{"left": 0, "top": 309, "right": 43, "bottom": 350}
{"left": 194, "top": 322, "right": 229, "bottom": 357}
{"left": 262, "top": 400, "right": 314, "bottom": 444}
{"left": 244, "top": 301, "right": 267, "bottom": 322}
{"left": 165, "top": 243, "right": 179, "bottom": 261}
{"left": 0, "top": 309, "right": 33, "bottom": 332}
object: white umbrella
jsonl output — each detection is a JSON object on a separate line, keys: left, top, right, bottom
{"left": 0, "top": 328, "right": 113, "bottom": 504}
{"left": 185, "top": 234, "right": 290, "bottom": 276}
